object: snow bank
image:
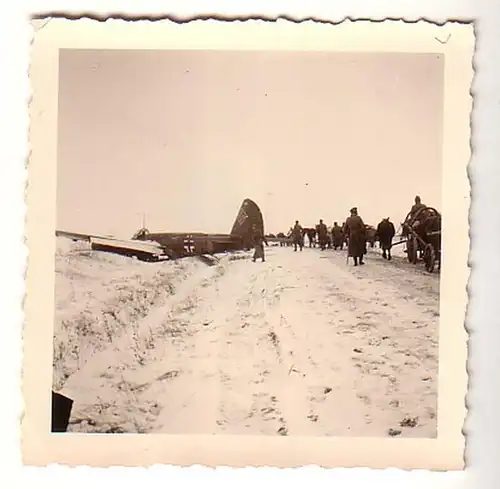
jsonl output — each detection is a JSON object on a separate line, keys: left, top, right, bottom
{"left": 53, "top": 237, "right": 205, "bottom": 392}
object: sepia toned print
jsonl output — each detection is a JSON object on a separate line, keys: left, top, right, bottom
{"left": 24, "top": 19, "right": 472, "bottom": 469}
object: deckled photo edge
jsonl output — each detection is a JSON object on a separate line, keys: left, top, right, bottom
{"left": 22, "top": 17, "right": 473, "bottom": 469}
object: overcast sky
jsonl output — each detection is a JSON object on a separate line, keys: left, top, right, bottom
{"left": 57, "top": 49, "right": 444, "bottom": 237}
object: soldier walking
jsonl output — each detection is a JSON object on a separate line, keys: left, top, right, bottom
{"left": 252, "top": 225, "right": 268, "bottom": 262}
{"left": 331, "top": 221, "right": 344, "bottom": 250}
{"left": 343, "top": 207, "right": 367, "bottom": 266}
{"left": 291, "top": 220, "right": 304, "bottom": 252}
{"left": 316, "top": 219, "right": 328, "bottom": 250}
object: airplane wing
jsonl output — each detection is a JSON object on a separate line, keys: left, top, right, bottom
{"left": 56, "top": 230, "right": 169, "bottom": 261}
{"left": 55, "top": 230, "right": 105, "bottom": 242}
{"left": 89, "top": 236, "right": 168, "bottom": 261}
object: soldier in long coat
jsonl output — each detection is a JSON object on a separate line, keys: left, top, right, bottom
{"left": 316, "top": 219, "right": 328, "bottom": 250}
{"left": 291, "top": 221, "right": 304, "bottom": 252}
{"left": 343, "top": 207, "right": 367, "bottom": 266}
{"left": 252, "top": 225, "right": 268, "bottom": 262}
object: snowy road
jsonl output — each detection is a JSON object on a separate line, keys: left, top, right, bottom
{"left": 55, "top": 239, "right": 439, "bottom": 438}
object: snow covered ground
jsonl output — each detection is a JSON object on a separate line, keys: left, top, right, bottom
{"left": 53, "top": 237, "right": 439, "bottom": 438}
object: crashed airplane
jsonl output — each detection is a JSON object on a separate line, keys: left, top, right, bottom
{"left": 56, "top": 198, "right": 267, "bottom": 262}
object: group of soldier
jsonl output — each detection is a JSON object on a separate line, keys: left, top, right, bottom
{"left": 283, "top": 197, "right": 427, "bottom": 267}
{"left": 251, "top": 196, "right": 427, "bottom": 266}
{"left": 288, "top": 208, "right": 390, "bottom": 266}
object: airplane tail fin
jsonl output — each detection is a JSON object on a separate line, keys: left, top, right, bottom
{"left": 230, "top": 199, "right": 264, "bottom": 239}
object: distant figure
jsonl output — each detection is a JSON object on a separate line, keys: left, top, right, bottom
{"left": 376, "top": 217, "right": 396, "bottom": 260}
{"left": 341, "top": 222, "right": 348, "bottom": 247}
{"left": 316, "top": 219, "right": 328, "bottom": 250}
{"left": 252, "top": 225, "right": 268, "bottom": 262}
{"left": 291, "top": 220, "right": 304, "bottom": 252}
{"left": 343, "top": 207, "right": 367, "bottom": 266}
{"left": 331, "top": 222, "right": 344, "bottom": 250}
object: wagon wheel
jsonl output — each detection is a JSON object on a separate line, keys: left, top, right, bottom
{"left": 423, "top": 243, "right": 436, "bottom": 273}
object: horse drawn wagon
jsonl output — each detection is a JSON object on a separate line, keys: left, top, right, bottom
{"left": 399, "top": 206, "right": 442, "bottom": 273}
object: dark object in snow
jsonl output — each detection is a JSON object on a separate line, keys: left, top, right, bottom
{"left": 400, "top": 416, "right": 419, "bottom": 428}
{"left": 388, "top": 428, "right": 402, "bottom": 437}
{"left": 51, "top": 391, "right": 74, "bottom": 432}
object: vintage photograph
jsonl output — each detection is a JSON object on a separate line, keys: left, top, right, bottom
{"left": 52, "top": 47, "right": 444, "bottom": 438}
{"left": 24, "top": 19, "right": 472, "bottom": 469}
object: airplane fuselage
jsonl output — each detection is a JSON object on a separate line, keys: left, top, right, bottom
{"left": 134, "top": 232, "right": 251, "bottom": 259}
